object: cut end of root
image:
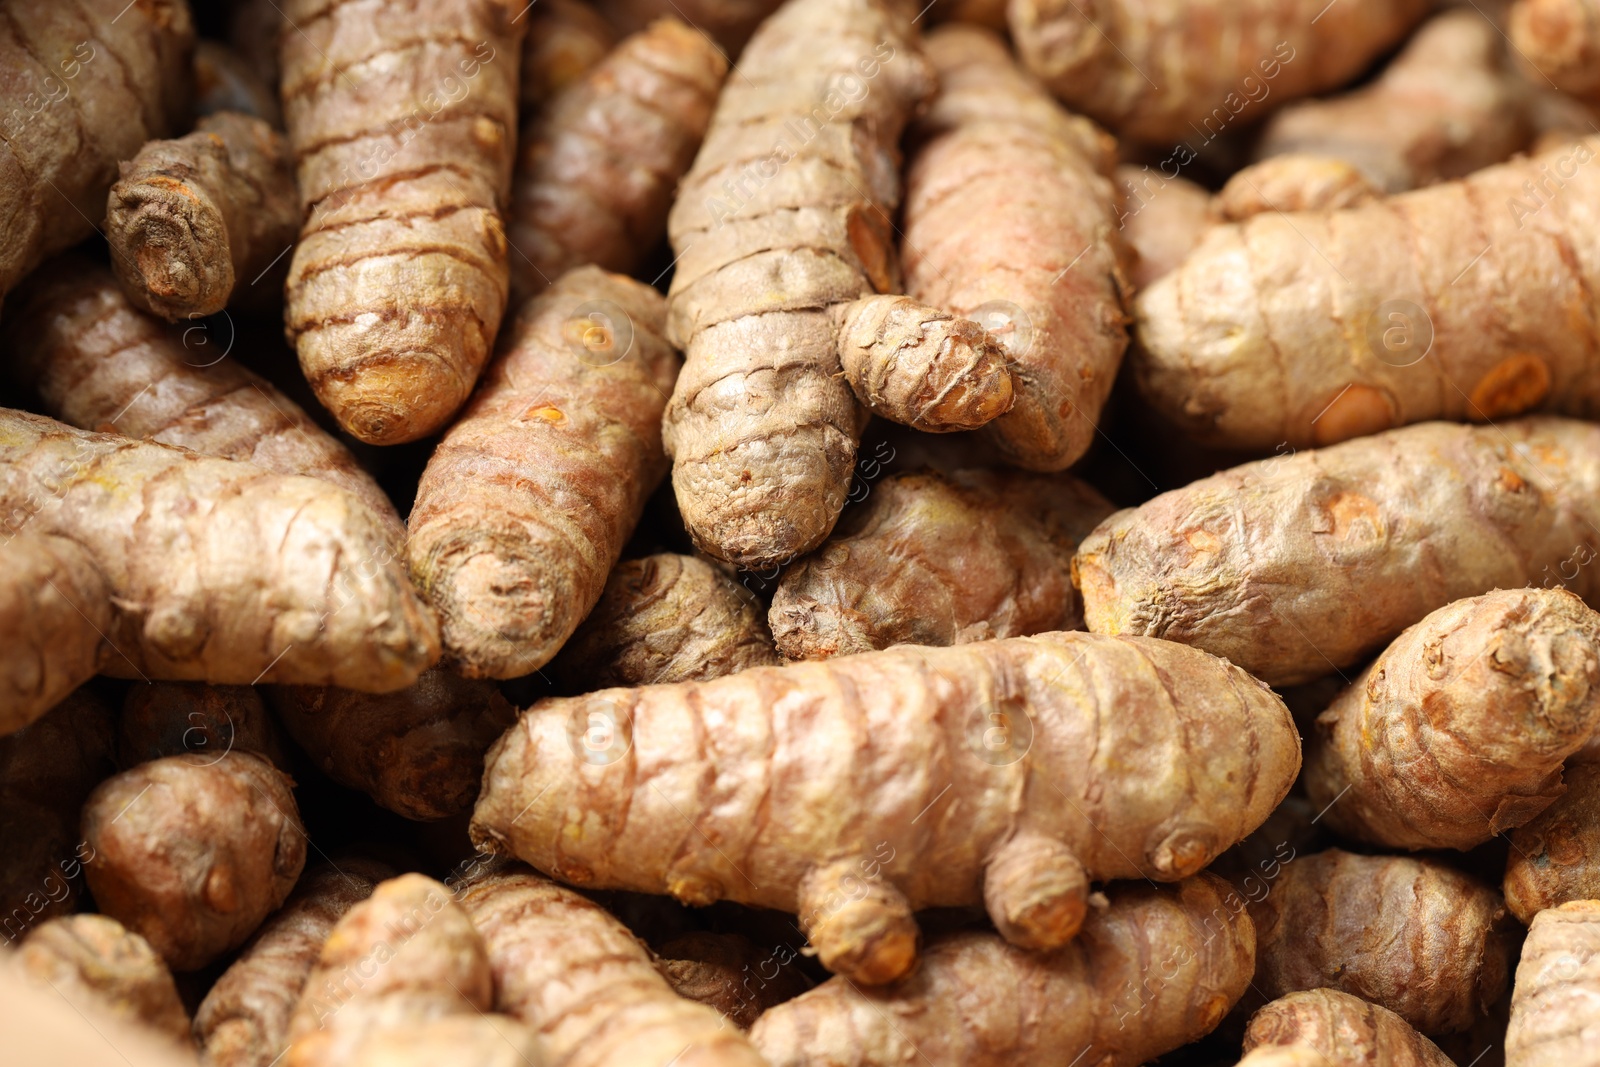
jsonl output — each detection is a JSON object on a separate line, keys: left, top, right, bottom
{"left": 109, "top": 201, "right": 232, "bottom": 321}
{"left": 308, "top": 352, "right": 471, "bottom": 445}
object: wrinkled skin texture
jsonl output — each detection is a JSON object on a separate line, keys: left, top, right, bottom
{"left": 83, "top": 753, "right": 307, "bottom": 971}
{"left": 279, "top": 0, "right": 524, "bottom": 444}
{"left": 1505, "top": 760, "right": 1600, "bottom": 923}
{"left": 519, "top": 0, "right": 614, "bottom": 110}
{"left": 654, "top": 931, "right": 812, "bottom": 1029}
{"left": 509, "top": 18, "right": 726, "bottom": 302}
{"left": 662, "top": 0, "right": 936, "bottom": 568}
{"left": 0, "top": 410, "right": 438, "bottom": 690}
{"left": 1134, "top": 137, "right": 1600, "bottom": 450}
{"left": 547, "top": 553, "right": 780, "bottom": 690}
{"left": 1505, "top": 900, "right": 1600, "bottom": 1066}
{"left": 1307, "top": 589, "right": 1600, "bottom": 850}
{"left": 1076, "top": 418, "right": 1600, "bottom": 687}
{"left": 771, "top": 468, "right": 1115, "bottom": 660}
{"left": 0, "top": 0, "right": 192, "bottom": 303}
{"left": 5, "top": 258, "right": 404, "bottom": 541}
{"left": 1117, "top": 165, "right": 1214, "bottom": 291}
{"left": 599, "top": 0, "right": 782, "bottom": 51}
{"left": 14, "top": 915, "right": 190, "bottom": 1042}
{"left": 472, "top": 631, "right": 1299, "bottom": 984}
{"left": 1250, "top": 849, "right": 1514, "bottom": 1035}
{"left": 749, "top": 875, "right": 1256, "bottom": 1067}
{"left": 196, "top": 859, "right": 392, "bottom": 1067}
{"left": 269, "top": 670, "right": 516, "bottom": 821}
{"left": 1214, "top": 155, "right": 1380, "bottom": 219}
{"left": 119, "top": 683, "right": 287, "bottom": 768}
{"left": 1244, "top": 989, "right": 1455, "bottom": 1067}
{"left": 407, "top": 267, "right": 679, "bottom": 679}
{"left": 904, "top": 26, "right": 1127, "bottom": 472}
{"left": 0, "top": 533, "right": 109, "bottom": 732}
{"left": 194, "top": 41, "right": 282, "bottom": 126}
{"left": 1510, "top": 0, "right": 1600, "bottom": 101}
{"left": 454, "top": 861, "right": 768, "bottom": 1067}
{"left": 1007, "top": 0, "right": 1431, "bottom": 144}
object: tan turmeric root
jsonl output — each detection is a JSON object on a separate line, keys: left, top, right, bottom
{"left": 0, "top": 533, "right": 110, "bottom": 734}
{"left": 1505, "top": 899, "right": 1600, "bottom": 1066}
{"left": 902, "top": 26, "right": 1127, "bottom": 471}
{"left": 662, "top": 0, "right": 937, "bottom": 567}
{"left": 519, "top": 0, "right": 615, "bottom": 110}
{"left": 654, "top": 931, "right": 812, "bottom": 1029}
{"left": 1306, "top": 588, "right": 1600, "bottom": 851}
{"left": 769, "top": 468, "right": 1114, "bottom": 660}
{"left": 1134, "top": 136, "right": 1600, "bottom": 450}
{"left": 452, "top": 859, "right": 769, "bottom": 1067}
{"left": 508, "top": 18, "right": 727, "bottom": 302}
{"left": 0, "top": 410, "right": 436, "bottom": 689}
{"left": 195, "top": 41, "right": 281, "bottom": 126}
{"left": 748, "top": 874, "right": 1256, "bottom": 1067}
{"left": 285, "top": 873, "right": 538, "bottom": 1067}
{"left": 547, "top": 553, "right": 779, "bottom": 690}
{"left": 1510, "top": 0, "right": 1600, "bottom": 102}
{"left": 5, "top": 258, "right": 403, "bottom": 539}
{"left": 1244, "top": 989, "right": 1454, "bottom": 1067}
{"left": 1214, "top": 155, "right": 1382, "bottom": 219}
{"left": 407, "top": 267, "right": 676, "bottom": 678}
{"left": 268, "top": 670, "right": 516, "bottom": 821}
{"left": 471, "top": 631, "right": 1299, "bottom": 984}
{"left": 0, "top": 688, "right": 112, "bottom": 942}
{"left": 1116, "top": 166, "right": 1214, "bottom": 292}
{"left": 1075, "top": 417, "right": 1600, "bottom": 687}
{"left": 598, "top": 0, "right": 781, "bottom": 51}
{"left": 0, "top": 0, "right": 192, "bottom": 303}
{"left": 1250, "top": 849, "right": 1514, "bottom": 1035}
{"left": 105, "top": 112, "right": 298, "bottom": 322}
{"left": 196, "top": 858, "right": 392, "bottom": 1067}
{"left": 119, "top": 683, "right": 287, "bottom": 769}
{"left": 13, "top": 915, "right": 190, "bottom": 1043}
{"left": 1505, "top": 760, "right": 1600, "bottom": 923}
{"left": 1007, "top": 0, "right": 1431, "bottom": 144}
{"left": 279, "top": 0, "right": 524, "bottom": 445}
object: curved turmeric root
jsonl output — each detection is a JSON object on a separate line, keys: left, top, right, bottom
{"left": 654, "top": 931, "right": 812, "bottom": 1029}
{"left": 519, "top": 0, "right": 614, "bottom": 110}
{"left": 0, "top": 533, "right": 110, "bottom": 734}
{"left": 1505, "top": 760, "right": 1600, "bottom": 923}
{"left": 598, "top": 0, "right": 781, "bottom": 51}
{"left": 1505, "top": 899, "right": 1600, "bottom": 1066}
{"left": 13, "top": 914, "right": 190, "bottom": 1044}
{"left": 119, "top": 683, "right": 286, "bottom": 768}
{"left": 1244, "top": 989, "right": 1455, "bottom": 1067}
{"left": 1214, "top": 155, "right": 1381, "bottom": 219}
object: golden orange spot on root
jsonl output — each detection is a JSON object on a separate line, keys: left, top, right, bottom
{"left": 1470, "top": 354, "right": 1552, "bottom": 419}
{"left": 846, "top": 204, "right": 895, "bottom": 294}
{"left": 1184, "top": 528, "right": 1222, "bottom": 555}
{"left": 1311, "top": 384, "right": 1395, "bottom": 446}
{"left": 143, "top": 174, "right": 201, "bottom": 204}
{"left": 1323, "top": 490, "right": 1384, "bottom": 544}
{"left": 1498, "top": 466, "right": 1528, "bottom": 493}
{"left": 521, "top": 405, "right": 566, "bottom": 424}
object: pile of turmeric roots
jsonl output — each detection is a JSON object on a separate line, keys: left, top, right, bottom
{"left": 6, "top": 0, "right": 1600, "bottom": 1065}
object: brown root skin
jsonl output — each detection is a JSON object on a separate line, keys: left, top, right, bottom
{"left": 509, "top": 18, "right": 726, "bottom": 303}
{"left": 662, "top": 0, "right": 936, "bottom": 569}
{"left": 832, "top": 295, "right": 1015, "bottom": 432}
{"left": 1505, "top": 761, "right": 1600, "bottom": 923}
{"left": 407, "top": 267, "right": 678, "bottom": 679}
{"left": 0, "top": 0, "right": 193, "bottom": 303}
{"left": 14, "top": 915, "right": 190, "bottom": 1043}
{"left": 1249, "top": 849, "right": 1513, "bottom": 1035}
{"left": 1510, "top": 0, "right": 1600, "bottom": 101}
{"left": 519, "top": 0, "right": 615, "bottom": 110}
{"left": 194, "top": 41, "right": 281, "bottom": 126}
{"left": 1244, "top": 989, "right": 1455, "bottom": 1067}
{"left": 453, "top": 860, "right": 769, "bottom": 1067}
{"left": 279, "top": 0, "right": 524, "bottom": 445}
{"left": 1008, "top": 0, "right": 1431, "bottom": 143}
{"left": 654, "top": 932, "right": 812, "bottom": 1030}
{"left": 0, "top": 533, "right": 110, "bottom": 734}
{"left": 770, "top": 468, "right": 1115, "bottom": 660}
{"left": 0, "top": 409, "right": 437, "bottom": 690}
{"left": 471, "top": 632, "right": 1299, "bottom": 982}
{"left": 598, "top": 0, "right": 782, "bottom": 51}
{"left": 1505, "top": 899, "right": 1600, "bottom": 1065}
{"left": 1214, "top": 155, "right": 1381, "bottom": 220}
{"left": 546, "top": 553, "right": 779, "bottom": 691}
{"left": 1307, "top": 588, "right": 1600, "bottom": 851}
{"left": 119, "top": 684, "right": 287, "bottom": 768}
{"left": 83, "top": 753, "right": 307, "bottom": 972}
{"left": 1116, "top": 165, "right": 1214, "bottom": 292}
{"left": 268, "top": 670, "right": 516, "bottom": 821}
{"left": 196, "top": 859, "right": 392, "bottom": 1067}
{"left": 1075, "top": 417, "right": 1600, "bottom": 687}
{"left": 749, "top": 874, "right": 1256, "bottom": 1067}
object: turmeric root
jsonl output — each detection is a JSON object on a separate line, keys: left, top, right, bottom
{"left": 769, "top": 468, "right": 1115, "bottom": 660}
{"left": 471, "top": 631, "right": 1299, "bottom": 984}
{"left": 1250, "top": 849, "right": 1514, "bottom": 1034}
{"left": 507, "top": 18, "right": 726, "bottom": 302}
{"left": 598, "top": 0, "right": 781, "bottom": 51}
{"left": 14, "top": 915, "right": 190, "bottom": 1043}
{"left": 1504, "top": 899, "right": 1600, "bottom": 1066}
{"left": 0, "top": 409, "right": 435, "bottom": 689}
{"left": 0, "top": 0, "right": 192, "bottom": 303}
{"left": 0, "top": 688, "right": 112, "bottom": 942}
{"left": 1134, "top": 136, "right": 1600, "bottom": 450}
{"left": 1510, "top": 0, "right": 1600, "bottom": 102}
{"left": 1007, "top": 0, "right": 1431, "bottom": 144}
{"left": 902, "top": 26, "right": 1127, "bottom": 471}
{"left": 662, "top": 0, "right": 936, "bottom": 567}
{"left": 407, "top": 266, "right": 678, "bottom": 679}
{"left": 453, "top": 859, "right": 769, "bottom": 1067}
{"left": 105, "top": 112, "right": 298, "bottom": 322}
{"left": 654, "top": 931, "right": 812, "bottom": 1029}
{"left": 1504, "top": 760, "right": 1600, "bottom": 923}
{"left": 268, "top": 670, "right": 516, "bottom": 821}
{"left": 82, "top": 752, "right": 307, "bottom": 971}
{"left": 195, "top": 41, "right": 281, "bottom": 126}
{"left": 1116, "top": 166, "right": 1214, "bottom": 291}
{"left": 1214, "top": 155, "right": 1382, "bottom": 220}
{"left": 748, "top": 874, "right": 1256, "bottom": 1067}
{"left": 546, "top": 553, "right": 779, "bottom": 690}
{"left": 119, "top": 683, "right": 287, "bottom": 769}
{"left": 0, "top": 533, "right": 110, "bottom": 733}
{"left": 6, "top": 258, "right": 403, "bottom": 539}
{"left": 1244, "top": 989, "right": 1454, "bottom": 1067}
{"left": 196, "top": 858, "right": 392, "bottom": 1067}
{"left": 519, "top": 0, "right": 615, "bottom": 110}
{"left": 1075, "top": 417, "right": 1600, "bottom": 686}
{"left": 279, "top": 0, "right": 524, "bottom": 444}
